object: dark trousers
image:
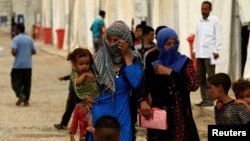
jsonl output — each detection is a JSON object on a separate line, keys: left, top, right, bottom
{"left": 11, "top": 69, "right": 32, "bottom": 101}
{"left": 147, "top": 129, "right": 174, "bottom": 141}
{"left": 93, "top": 37, "right": 103, "bottom": 53}
{"left": 130, "top": 92, "right": 138, "bottom": 141}
{"left": 60, "top": 90, "right": 81, "bottom": 126}
{"left": 196, "top": 58, "right": 215, "bottom": 103}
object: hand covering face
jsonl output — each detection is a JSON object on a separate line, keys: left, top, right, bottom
{"left": 152, "top": 28, "right": 188, "bottom": 73}
{"left": 93, "top": 21, "right": 138, "bottom": 94}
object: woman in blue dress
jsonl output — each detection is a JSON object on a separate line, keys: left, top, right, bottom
{"left": 88, "top": 21, "right": 143, "bottom": 141}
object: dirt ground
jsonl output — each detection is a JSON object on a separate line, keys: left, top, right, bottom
{"left": 0, "top": 29, "right": 215, "bottom": 141}
{"left": 0, "top": 30, "right": 73, "bottom": 141}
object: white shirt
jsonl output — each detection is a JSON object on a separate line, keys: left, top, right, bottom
{"left": 194, "top": 15, "right": 222, "bottom": 58}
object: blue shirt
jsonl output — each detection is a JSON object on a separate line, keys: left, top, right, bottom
{"left": 12, "top": 33, "right": 36, "bottom": 69}
{"left": 88, "top": 63, "right": 143, "bottom": 141}
{"left": 91, "top": 17, "right": 104, "bottom": 38}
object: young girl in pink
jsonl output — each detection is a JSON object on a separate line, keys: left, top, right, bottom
{"left": 67, "top": 48, "right": 100, "bottom": 141}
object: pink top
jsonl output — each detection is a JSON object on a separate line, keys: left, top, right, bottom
{"left": 70, "top": 104, "right": 89, "bottom": 139}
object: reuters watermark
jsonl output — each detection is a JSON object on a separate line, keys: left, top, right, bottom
{"left": 208, "top": 125, "right": 249, "bottom": 140}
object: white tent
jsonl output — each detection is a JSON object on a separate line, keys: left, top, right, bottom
{"left": 41, "top": 0, "right": 250, "bottom": 80}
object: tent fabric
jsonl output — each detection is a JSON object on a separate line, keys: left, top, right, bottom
{"left": 230, "top": 0, "right": 242, "bottom": 80}
{"left": 41, "top": 0, "right": 250, "bottom": 79}
{"left": 41, "top": 0, "right": 51, "bottom": 27}
{"left": 212, "top": 0, "right": 233, "bottom": 76}
{"left": 243, "top": 36, "right": 250, "bottom": 78}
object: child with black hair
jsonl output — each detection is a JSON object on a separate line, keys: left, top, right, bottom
{"left": 135, "top": 25, "right": 156, "bottom": 59}
{"left": 67, "top": 48, "right": 100, "bottom": 141}
{"left": 134, "top": 24, "right": 144, "bottom": 46}
{"left": 94, "top": 115, "right": 121, "bottom": 141}
{"left": 232, "top": 78, "right": 250, "bottom": 111}
{"left": 207, "top": 73, "right": 250, "bottom": 125}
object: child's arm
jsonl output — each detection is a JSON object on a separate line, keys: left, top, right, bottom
{"left": 235, "top": 99, "right": 250, "bottom": 112}
{"left": 71, "top": 71, "right": 97, "bottom": 101}
{"left": 59, "top": 75, "right": 70, "bottom": 81}
{"left": 75, "top": 72, "right": 94, "bottom": 86}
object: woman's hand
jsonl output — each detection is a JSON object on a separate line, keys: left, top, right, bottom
{"left": 154, "top": 64, "right": 172, "bottom": 75}
{"left": 85, "top": 96, "right": 95, "bottom": 104}
{"left": 140, "top": 101, "right": 153, "bottom": 120}
{"left": 118, "top": 40, "right": 132, "bottom": 66}
{"left": 213, "top": 53, "right": 219, "bottom": 59}
{"left": 118, "top": 40, "right": 130, "bottom": 57}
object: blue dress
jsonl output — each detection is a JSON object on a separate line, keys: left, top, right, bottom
{"left": 88, "top": 63, "right": 143, "bottom": 141}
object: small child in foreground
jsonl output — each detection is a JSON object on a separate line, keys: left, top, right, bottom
{"left": 94, "top": 115, "right": 121, "bottom": 141}
{"left": 67, "top": 48, "right": 100, "bottom": 141}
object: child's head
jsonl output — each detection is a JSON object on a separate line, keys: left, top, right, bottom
{"left": 142, "top": 26, "right": 155, "bottom": 43}
{"left": 135, "top": 24, "right": 144, "bottom": 39}
{"left": 233, "top": 78, "right": 250, "bottom": 105}
{"left": 207, "top": 73, "right": 231, "bottom": 101}
{"left": 67, "top": 48, "right": 93, "bottom": 73}
{"left": 94, "top": 115, "right": 120, "bottom": 141}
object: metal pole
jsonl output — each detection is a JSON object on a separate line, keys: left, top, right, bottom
{"left": 67, "top": 0, "right": 75, "bottom": 54}
{"left": 50, "top": 0, "right": 53, "bottom": 45}
{"left": 174, "top": 0, "right": 179, "bottom": 35}
{"left": 99, "top": 0, "right": 101, "bottom": 11}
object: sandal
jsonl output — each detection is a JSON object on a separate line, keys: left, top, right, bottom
{"left": 54, "top": 124, "right": 66, "bottom": 130}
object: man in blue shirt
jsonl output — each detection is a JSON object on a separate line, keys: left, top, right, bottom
{"left": 11, "top": 23, "right": 36, "bottom": 106}
{"left": 90, "top": 10, "right": 105, "bottom": 53}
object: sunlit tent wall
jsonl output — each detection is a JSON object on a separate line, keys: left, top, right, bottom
{"left": 41, "top": 0, "right": 250, "bottom": 80}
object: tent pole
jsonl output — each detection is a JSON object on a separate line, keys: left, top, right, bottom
{"left": 50, "top": 0, "right": 53, "bottom": 45}
{"left": 68, "top": 0, "right": 75, "bottom": 54}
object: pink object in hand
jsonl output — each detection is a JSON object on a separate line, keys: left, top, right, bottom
{"left": 139, "top": 107, "right": 167, "bottom": 130}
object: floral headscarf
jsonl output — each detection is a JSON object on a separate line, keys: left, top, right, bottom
{"left": 152, "top": 28, "right": 188, "bottom": 73}
{"left": 93, "top": 21, "right": 139, "bottom": 94}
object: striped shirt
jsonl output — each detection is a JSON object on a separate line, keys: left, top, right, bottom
{"left": 215, "top": 100, "right": 250, "bottom": 125}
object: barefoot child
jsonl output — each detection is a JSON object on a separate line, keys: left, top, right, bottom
{"left": 67, "top": 48, "right": 100, "bottom": 141}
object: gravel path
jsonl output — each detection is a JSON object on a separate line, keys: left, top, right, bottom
{"left": 0, "top": 30, "right": 72, "bottom": 141}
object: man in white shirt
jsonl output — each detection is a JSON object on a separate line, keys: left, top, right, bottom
{"left": 194, "top": 1, "right": 222, "bottom": 106}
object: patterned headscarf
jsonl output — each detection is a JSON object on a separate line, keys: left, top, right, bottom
{"left": 93, "top": 21, "right": 138, "bottom": 94}
{"left": 152, "top": 28, "right": 188, "bottom": 73}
